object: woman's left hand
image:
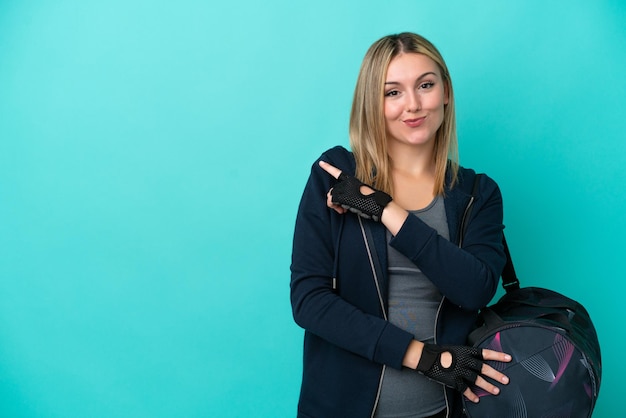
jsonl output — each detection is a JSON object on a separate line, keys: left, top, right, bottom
{"left": 463, "top": 348, "right": 511, "bottom": 403}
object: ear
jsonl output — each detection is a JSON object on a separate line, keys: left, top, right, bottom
{"left": 443, "top": 81, "right": 450, "bottom": 105}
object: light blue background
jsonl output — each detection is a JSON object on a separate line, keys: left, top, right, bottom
{"left": 0, "top": 1, "right": 624, "bottom": 416}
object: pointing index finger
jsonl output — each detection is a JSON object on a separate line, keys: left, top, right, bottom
{"left": 319, "top": 161, "right": 343, "bottom": 180}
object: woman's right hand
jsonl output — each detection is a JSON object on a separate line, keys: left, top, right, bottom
{"left": 319, "top": 161, "right": 391, "bottom": 220}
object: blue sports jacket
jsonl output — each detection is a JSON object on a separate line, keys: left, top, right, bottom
{"left": 290, "top": 146, "right": 506, "bottom": 418}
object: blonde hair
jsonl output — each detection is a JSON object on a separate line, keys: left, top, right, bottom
{"left": 349, "top": 32, "right": 458, "bottom": 196}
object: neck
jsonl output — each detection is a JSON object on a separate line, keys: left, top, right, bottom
{"left": 387, "top": 141, "right": 436, "bottom": 178}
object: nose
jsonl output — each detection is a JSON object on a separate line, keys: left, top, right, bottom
{"left": 405, "top": 90, "right": 420, "bottom": 112}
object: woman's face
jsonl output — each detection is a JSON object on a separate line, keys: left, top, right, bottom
{"left": 383, "top": 53, "right": 448, "bottom": 149}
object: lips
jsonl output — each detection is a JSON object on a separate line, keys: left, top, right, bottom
{"left": 403, "top": 117, "right": 425, "bottom": 128}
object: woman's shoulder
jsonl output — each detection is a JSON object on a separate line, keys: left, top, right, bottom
{"left": 455, "top": 165, "right": 501, "bottom": 196}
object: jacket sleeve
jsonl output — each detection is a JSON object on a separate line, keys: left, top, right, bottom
{"left": 290, "top": 148, "right": 413, "bottom": 369}
{"left": 389, "top": 174, "right": 506, "bottom": 311}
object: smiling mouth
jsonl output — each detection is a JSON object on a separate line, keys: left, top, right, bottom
{"left": 403, "top": 117, "right": 425, "bottom": 127}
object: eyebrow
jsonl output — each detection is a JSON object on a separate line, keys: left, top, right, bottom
{"left": 385, "top": 71, "right": 438, "bottom": 85}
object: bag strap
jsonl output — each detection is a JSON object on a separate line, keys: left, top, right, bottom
{"left": 501, "top": 235, "right": 520, "bottom": 293}
{"left": 463, "top": 174, "right": 520, "bottom": 294}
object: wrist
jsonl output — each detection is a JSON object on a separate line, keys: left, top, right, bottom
{"left": 402, "top": 340, "right": 424, "bottom": 370}
{"left": 416, "top": 343, "right": 442, "bottom": 373}
{"left": 373, "top": 189, "right": 392, "bottom": 208}
{"left": 381, "top": 201, "right": 410, "bottom": 236}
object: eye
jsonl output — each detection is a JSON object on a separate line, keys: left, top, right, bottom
{"left": 419, "top": 81, "right": 435, "bottom": 89}
{"left": 384, "top": 90, "right": 400, "bottom": 97}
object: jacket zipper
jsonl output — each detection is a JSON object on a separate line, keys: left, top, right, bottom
{"left": 458, "top": 195, "right": 475, "bottom": 248}
{"left": 433, "top": 296, "right": 450, "bottom": 417}
{"left": 370, "top": 365, "right": 386, "bottom": 418}
{"left": 358, "top": 217, "right": 387, "bottom": 321}
{"left": 433, "top": 193, "right": 476, "bottom": 418}
{"left": 357, "top": 218, "right": 387, "bottom": 418}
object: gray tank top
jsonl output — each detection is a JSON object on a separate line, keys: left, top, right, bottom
{"left": 374, "top": 196, "right": 449, "bottom": 418}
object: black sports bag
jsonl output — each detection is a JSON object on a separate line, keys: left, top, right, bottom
{"left": 461, "top": 175, "right": 602, "bottom": 418}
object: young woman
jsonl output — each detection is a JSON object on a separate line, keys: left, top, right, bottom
{"left": 290, "top": 32, "right": 511, "bottom": 418}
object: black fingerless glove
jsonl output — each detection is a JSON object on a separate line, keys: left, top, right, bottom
{"left": 331, "top": 173, "right": 392, "bottom": 222}
{"left": 416, "top": 344, "right": 484, "bottom": 393}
